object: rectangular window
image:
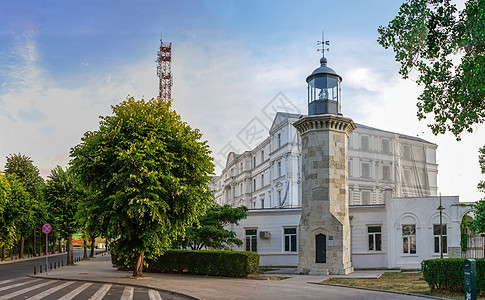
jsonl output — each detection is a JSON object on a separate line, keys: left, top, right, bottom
{"left": 382, "top": 165, "right": 391, "bottom": 181}
{"left": 278, "top": 190, "right": 282, "bottom": 206}
{"left": 381, "top": 139, "right": 390, "bottom": 154}
{"left": 240, "top": 183, "right": 243, "bottom": 195}
{"left": 261, "top": 174, "right": 264, "bottom": 186}
{"left": 403, "top": 145, "right": 412, "bottom": 159}
{"left": 278, "top": 161, "right": 282, "bottom": 177}
{"left": 362, "top": 162, "right": 371, "bottom": 179}
{"left": 361, "top": 190, "right": 371, "bottom": 205}
{"left": 253, "top": 179, "right": 256, "bottom": 191}
{"left": 277, "top": 133, "right": 281, "bottom": 148}
{"left": 261, "top": 150, "right": 264, "bottom": 162}
{"left": 253, "top": 156, "right": 256, "bottom": 168}
{"left": 402, "top": 224, "right": 416, "bottom": 254}
{"left": 368, "top": 226, "right": 382, "bottom": 251}
{"left": 240, "top": 162, "right": 243, "bottom": 172}
{"left": 362, "top": 135, "right": 370, "bottom": 150}
{"left": 245, "top": 229, "right": 257, "bottom": 252}
{"left": 433, "top": 224, "right": 447, "bottom": 254}
{"left": 284, "top": 227, "right": 297, "bottom": 252}
{"left": 261, "top": 199, "right": 264, "bottom": 209}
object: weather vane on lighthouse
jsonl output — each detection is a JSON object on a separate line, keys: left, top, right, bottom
{"left": 317, "top": 31, "right": 330, "bottom": 58}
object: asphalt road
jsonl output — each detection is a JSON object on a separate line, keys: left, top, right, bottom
{"left": 0, "top": 249, "right": 102, "bottom": 281}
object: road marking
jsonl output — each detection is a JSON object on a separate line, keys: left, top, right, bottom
{"left": 120, "top": 286, "right": 134, "bottom": 300}
{"left": 0, "top": 279, "right": 40, "bottom": 292}
{"left": 148, "top": 289, "right": 163, "bottom": 300}
{"left": 25, "top": 281, "right": 74, "bottom": 300}
{"left": 57, "top": 282, "right": 92, "bottom": 300}
{"left": 0, "top": 280, "right": 56, "bottom": 299}
{"left": 88, "top": 284, "right": 112, "bottom": 300}
{"left": 0, "top": 279, "right": 15, "bottom": 286}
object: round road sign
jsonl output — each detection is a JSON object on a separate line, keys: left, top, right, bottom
{"left": 42, "top": 224, "right": 52, "bottom": 234}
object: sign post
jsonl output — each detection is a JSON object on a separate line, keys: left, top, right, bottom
{"left": 464, "top": 259, "right": 477, "bottom": 300}
{"left": 42, "top": 224, "right": 52, "bottom": 274}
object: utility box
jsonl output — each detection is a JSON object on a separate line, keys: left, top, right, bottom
{"left": 464, "top": 259, "right": 477, "bottom": 300}
{"left": 259, "top": 231, "right": 271, "bottom": 239}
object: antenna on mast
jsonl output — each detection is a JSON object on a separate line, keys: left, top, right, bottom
{"left": 157, "top": 33, "right": 172, "bottom": 100}
{"left": 317, "top": 31, "right": 330, "bottom": 58}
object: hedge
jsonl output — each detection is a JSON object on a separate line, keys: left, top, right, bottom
{"left": 112, "top": 249, "right": 260, "bottom": 277}
{"left": 421, "top": 258, "right": 485, "bottom": 293}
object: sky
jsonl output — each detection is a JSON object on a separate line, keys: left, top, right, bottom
{"left": 1, "top": 0, "right": 483, "bottom": 203}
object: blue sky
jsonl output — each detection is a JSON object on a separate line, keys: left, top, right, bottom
{"left": 1, "top": 0, "right": 482, "bottom": 202}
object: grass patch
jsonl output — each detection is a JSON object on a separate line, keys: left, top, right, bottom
{"left": 323, "top": 272, "right": 484, "bottom": 300}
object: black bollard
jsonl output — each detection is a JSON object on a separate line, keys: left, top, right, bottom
{"left": 50, "top": 262, "right": 52, "bottom": 270}
{"left": 34, "top": 266, "right": 36, "bottom": 275}
{"left": 40, "top": 265, "right": 42, "bottom": 273}
{"left": 58, "top": 261, "right": 60, "bottom": 268}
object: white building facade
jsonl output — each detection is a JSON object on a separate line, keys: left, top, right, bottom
{"left": 210, "top": 56, "right": 472, "bottom": 269}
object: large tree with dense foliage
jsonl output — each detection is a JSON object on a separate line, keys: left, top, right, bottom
{"left": 45, "top": 166, "right": 81, "bottom": 265}
{"left": 70, "top": 97, "right": 215, "bottom": 277}
{"left": 4, "top": 153, "right": 45, "bottom": 258}
{"left": 0, "top": 172, "right": 18, "bottom": 260}
{"left": 176, "top": 204, "right": 248, "bottom": 250}
{"left": 378, "top": 0, "right": 485, "bottom": 139}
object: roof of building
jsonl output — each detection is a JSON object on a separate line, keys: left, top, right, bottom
{"left": 355, "top": 123, "right": 435, "bottom": 145}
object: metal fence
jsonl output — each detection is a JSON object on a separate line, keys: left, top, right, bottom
{"left": 462, "top": 234, "right": 485, "bottom": 259}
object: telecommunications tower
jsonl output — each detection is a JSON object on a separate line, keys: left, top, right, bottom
{"left": 157, "top": 37, "right": 172, "bottom": 100}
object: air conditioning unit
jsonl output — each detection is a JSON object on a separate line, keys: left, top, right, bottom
{"left": 260, "top": 231, "right": 271, "bottom": 239}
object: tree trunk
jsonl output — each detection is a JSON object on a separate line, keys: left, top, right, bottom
{"left": 19, "top": 236, "right": 25, "bottom": 259}
{"left": 33, "top": 228, "right": 37, "bottom": 257}
{"left": 90, "top": 236, "right": 95, "bottom": 258}
{"left": 1, "top": 246, "right": 5, "bottom": 261}
{"left": 67, "top": 235, "right": 74, "bottom": 265}
{"left": 133, "top": 251, "right": 144, "bottom": 277}
{"left": 58, "top": 239, "right": 62, "bottom": 253}
{"left": 83, "top": 240, "right": 87, "bottom": 259}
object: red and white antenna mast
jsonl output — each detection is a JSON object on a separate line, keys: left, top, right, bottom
{"left": 157, "top": 35, "right": 172, "bottom": 100}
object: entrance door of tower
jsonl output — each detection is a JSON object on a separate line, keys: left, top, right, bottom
{"left": 315, "top": 234, "right": 326, "bottom": 263}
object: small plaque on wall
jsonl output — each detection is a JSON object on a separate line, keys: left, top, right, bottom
{"left": 328, "top": 235, "right": 334, "bottom": 247}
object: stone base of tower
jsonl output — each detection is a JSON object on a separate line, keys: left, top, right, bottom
{"left": 293, "top": 114, "right": 356, "bottom": 277}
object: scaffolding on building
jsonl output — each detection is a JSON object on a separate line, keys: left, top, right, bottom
{"left": 157, "top": 37, "right": 172, "bottom": 100}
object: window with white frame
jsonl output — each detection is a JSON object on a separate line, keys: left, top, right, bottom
{"left": 261, "top": 174, "right": 264, "bottom": 186}
{"left": 277, "top": 133, "right": 281, "bottom": 148}
{"left": 240, "top": 183, "right": 243, "bottom": 195}
{"left": 403, "top": 145, "right": 412, "bottom": 159}
{"left": 368, "top": 226, "right": 382, "bottom": 251}
{"left": 261, "top": 198, "right": 265, "bottom": 209}
{"left": 245, "top": 229, "right": 257, "bottom": 252}
{"left": 253, "top": 179, "right": 256, "bottom": 191}
{"left": 433, "top": 224, "right": 447, "bottom": 254}
{"left": 240, "top": 162, "right": 243, "bottom": 172}
{"left": 382, "top": 165, "right": 391, "bottom": 181}
{"left": 361, "top": 190, "right": 371, "bottom": 205}
{"left": 284, "top": 227, "right": 297, "bottom": 252}
{"left": 402, "top": 224, "right": 416, "bottom": 254}
{"left": 277, "top": 161, "right": 282, "bottom": 177}
{"left": 381, "top": 138, "right": 390, "bottom": 154}
{"left": 253, "top": 156, "right": 256, "bottom": 168}
{"left": 362, "top": 135, "right": 370, "bottom": 150}
{"left": 261, "top": 150, "right": 264, "bottom": 162}
{"left": 278, "top": 190, "right": 282, "bottom": 206}
{"left": 361, "top": 162, "right": 371, "bottom": 179}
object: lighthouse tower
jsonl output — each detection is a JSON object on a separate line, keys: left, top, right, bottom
{"left": 294, "top": 40, "right": 355, "bottom": 275}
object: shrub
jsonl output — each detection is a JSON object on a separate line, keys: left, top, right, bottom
{"left": 422, "top": 258, "right": 485, "bottom": 293}
{"left": 112, "top": 249, "right": 259, "bottom": 277}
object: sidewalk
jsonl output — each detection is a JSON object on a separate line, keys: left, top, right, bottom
{"left": 31, "top": 253, "right": 436, "bottom": 300}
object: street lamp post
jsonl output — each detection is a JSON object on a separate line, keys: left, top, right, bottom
{"left": 437, "top": 193, "right": 444, "bottom": 259}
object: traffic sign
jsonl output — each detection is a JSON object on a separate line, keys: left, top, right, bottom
{"left": 42, "top": 224, "right": 52, "bottom": 234}
{"left": 89, "top": 237, "right": 92, "bottom": 242}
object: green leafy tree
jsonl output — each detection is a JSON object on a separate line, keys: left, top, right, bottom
{"left": 4, "top": 153, "right": 45, "bottom": 258}
{"left": 6, "top": 175, "right": 33, "bottom": 259}
{"left": 177, "top": 204, "right": 248, "bottom": 250}
{"left": 0, "top": 172, "right": 17, "bottom": 260}
{"left": 70, "top": 97, "right": 215, "bottom": 277}
{"left": 469, "top": 146, "right": 485, "bottom": 233}
{"left": 378, "top": 0, "right": 485, "bottom": 139}
{"left": 45, "top": 166, "right": 80, "bottom": 265}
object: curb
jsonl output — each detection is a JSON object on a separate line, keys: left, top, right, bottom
{"left": 27, "top": 274, "right": 199, "bottom": 300}
{"left": 309, "top": 282, "right": 452, "bottom": 300}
